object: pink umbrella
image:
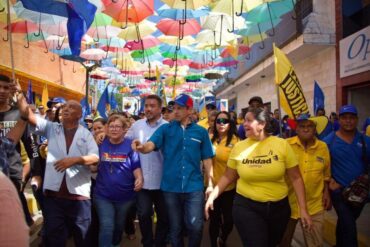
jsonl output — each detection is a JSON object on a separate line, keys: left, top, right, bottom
{"left": 163, "top": 58, "right": 192, "bottom": 67}
{"left": 80, "top": 48, "right": 107, "bottom": 61}
{"left": 157, "top": 18, "right": 201, "bottom": 39}
{"left": 101, "top": 46, "right": 128, "bottom": 53}
{"left": 124, "top": 35, "right": 160, "bottom": 50}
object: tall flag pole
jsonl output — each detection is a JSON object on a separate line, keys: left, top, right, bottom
{"left": 273, "top": 43, "right": 309, "bottom": 120}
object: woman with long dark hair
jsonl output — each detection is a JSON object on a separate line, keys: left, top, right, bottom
{"left": 206, "top": 107, "right": 312, "bottom": 247}
{"left": 208, "top": 111, "right": 239, "bottom": 247}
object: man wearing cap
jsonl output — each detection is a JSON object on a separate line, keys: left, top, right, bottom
{"left": 84, "top": 115, "right": 93, "bottom": 132}
{"left": 132, "top": 93, "right": 214, "bottom": 247}
{"left": 323, "top": 105, "right": 370, "bottom": 247}
{"left": 281, "top": 114, "right": 331, "bottom": 247}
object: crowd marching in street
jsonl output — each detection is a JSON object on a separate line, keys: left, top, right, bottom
{"left": 0, "top": 73, "right": 369, "bottom": 247}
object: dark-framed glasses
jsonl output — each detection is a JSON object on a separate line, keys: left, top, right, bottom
{"left": 216, "top": 118, "right": 230, "bottom": 124}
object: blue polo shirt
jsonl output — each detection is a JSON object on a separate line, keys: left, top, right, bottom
{"left": 149, "top": 121, "right": 214, "bottom": 193}
{"left": 324, "top": 131, "right": 370, "bottom": 187}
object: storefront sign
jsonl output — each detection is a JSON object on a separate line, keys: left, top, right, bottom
{"left": 340, "top": 26, "right": 370, "bottom": 78}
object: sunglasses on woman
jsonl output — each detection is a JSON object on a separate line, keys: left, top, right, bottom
{"left": 216, "top": 118, "right": 230, "bottom": 124}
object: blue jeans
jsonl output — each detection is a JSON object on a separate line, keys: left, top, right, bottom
{"left": 43, "top": 197, "right": 91, "bottom": 247}
{"left": 163, "top": 191, "right": 204, "bottom": 247}
{"left": 330, "top": 189, "right": 365, "bottom": 247}
{"left": 137, "top": 189, "right": 168, "bottom": 247}
{"left": 94, "top": 197, "right": 135, "bottom": 247}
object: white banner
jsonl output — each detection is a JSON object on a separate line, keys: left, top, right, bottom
{"left": 340, "top": 26, "right": 370, "bottom": 78}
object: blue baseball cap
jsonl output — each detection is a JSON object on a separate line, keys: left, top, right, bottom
{"left": 296, "top": 113, "right": 311, "bottom": 121}
{"left": 339, "top": 105, "right": 357, "bottom": 116}
{"left": 47, "top": 97, "right": 66, "bottom": 108}
{"left": 174, "top": 94, "right": 193, "bottom": 108}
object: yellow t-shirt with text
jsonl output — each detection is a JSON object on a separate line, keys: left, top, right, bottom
{"left": 212, "top": 136, "right": 239, "bottom": 191}
{"left": 228, "top": 136, "right": 298, "bottom": 202}
{"left": 198, "top": 117, "right": 209, "bottom": 130}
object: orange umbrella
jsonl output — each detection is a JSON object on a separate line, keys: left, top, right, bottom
{"left": 102, "top": 0, "right": 154, "bottom": 27}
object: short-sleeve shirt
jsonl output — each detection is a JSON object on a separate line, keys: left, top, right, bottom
{"left": 95, "top": 138, "right": 140, "bottom": 203}
{"left": 287, "top": 136, "right": 331, "bottom": 218}
{"left": 228, "top": 136, "right": 297, "bottom": 202}
{"left": 212, "top": 135, "right": 238, "bottom": 191}
{"left": 149, "top": 121, "right": 214, "bottom": 193}
{"left": 324, "top": 131, "right": 370, "bottom": 187}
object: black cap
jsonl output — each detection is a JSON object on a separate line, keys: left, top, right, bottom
{"left": 248, "top": 96, "right": 263, "bottom": 106}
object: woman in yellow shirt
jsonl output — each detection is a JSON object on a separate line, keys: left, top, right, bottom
{"left": 205, "top": 107, "right": 312, "bottom": 247}
{"left": 208, "top": 111, "right": 239, "bottom": 247}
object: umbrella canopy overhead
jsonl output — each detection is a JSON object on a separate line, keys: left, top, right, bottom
{"left": 3, "top": 0, "right": 297, "bottom": 99}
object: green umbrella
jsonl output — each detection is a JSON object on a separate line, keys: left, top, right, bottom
{"left": 245, "top": 0, "right": 295, "bottom": 36}
{"left": 25, "top": 32, "right": 48, "bottom": 42}
{"left": 92, "top": 13, "right": 113, "bottom": 27}
{"left": 131, "top": 46, "right": 160, "bottom": 58}
{"left": 186, "top": 74, "right": 203, "bottom": 80}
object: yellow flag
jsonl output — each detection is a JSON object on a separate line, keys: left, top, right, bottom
{"left": 273, "top": 44, "right": 309, "bottom": 119}
{"left": 41, "top": 83, "right": 49, "bottom": 109}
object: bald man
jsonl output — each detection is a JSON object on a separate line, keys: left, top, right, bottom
{"left": 17, "top": 95, "right": 99, "bottom": 247}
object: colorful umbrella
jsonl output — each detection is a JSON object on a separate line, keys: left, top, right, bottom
{"left": 157, "top": 18, "right": 201, "bottom": 39}
{"left": 163, "top": 58, "right": 192, "bottom": 67}
{"left": 80, "top": 48, "right": 107, "bottom": 61}
{"left": 102, "top": 0, "right": 154, "bottom": 28}
{"left": 158, "top": 35, "right": 196, "bottom": 46}
{"left": 245, "top": 0, "right": 295, "bottom": 36}
{"left": 161, "top": 0, "right": 211, "bottom": 10}
{"left": 118, "top": 20, "right": 157, "bottom": 41}
{"left": 158, "top": 4, "right": 208, "bottom": 23}
{"left": 124, "top": 35, "right": 160, "bottom": 50}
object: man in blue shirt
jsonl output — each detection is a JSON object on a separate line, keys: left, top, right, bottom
{"left": 324, "top": 105, "right": 370, "bottom": 247}
{"left": 132, "top": 94, "right": 214, "bottom": 247}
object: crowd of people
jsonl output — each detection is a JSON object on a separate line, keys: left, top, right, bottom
{"left": 0, "top": 73, "right": 369, "bottom": 247}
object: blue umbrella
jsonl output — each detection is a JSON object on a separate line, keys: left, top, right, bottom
{"left": 157, "top": 5, "right": 209, "bottom": 21}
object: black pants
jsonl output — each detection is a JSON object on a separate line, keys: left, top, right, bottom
{"left": 137, "top": 189, "right": 169, "bottom": 247}
{"left": 232, "top": 194, "right": 290, "bottom": 247}
{"left": 209, "top": 189, "right": 235, "bottom": 247}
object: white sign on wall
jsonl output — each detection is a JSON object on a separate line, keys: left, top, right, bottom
{"left": 340, "top": 26, "right": 370, "bottom": 78}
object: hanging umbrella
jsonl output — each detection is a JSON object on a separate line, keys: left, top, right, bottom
{"left": 92, "top": 13, "right": 113, "bottom": 27}
{"left": 80, "top": 48, "right": 107, "bottom": 61}
{"left": 201, "top": 13, "right": 245, "bottom": 33}
{"left": 41, "top": 21, "right": 68, "bottom": 36}
{"left": 161, "top": 0, "right": 210, "bottom": 10}
{"left": 98, "top": 37, "right": 126, "bottom": 47}
{"left": 161, "top": 45, "right": 193, "bottom": 60}
{"left": 102, "top": 0, "right": 154, "bottom": 28}
{"left": 244, "top": 0, "right": 295, "bottom": 36}
{"left": 189, "top": 62, "right": 210, "bottom": 70}
{"left": 214, "top": 59, "right": 239, "bottom": 68}
{"left": 39, "top": 35, "right": 69, "bottom": 50}
{"left": 163, "top": 58, "right": 192, "bottom": 67}
{"left": 157, "top": 18, "right": 201, "bottom": 39}
{"left": 158, "top": 35, "right": 196, "bottom": 46}
{"left": 158, "top": 4, "right": 209, "bottom": 24}
{"left": 196, "top": 29, "right": 239, "bottom": 48}
{"left": 5, "top": 21, "right": 39, "bottom": 48}
{"left": 220, "top": 44, "right": 250, "bottom": 59}
{"left": 87, "top": 25, "right": 122, "bottom": 39}
{"left": 131, "top": 46, "right": 160, "bottom": 58}
{"left": 124, "top": 35, "right": 160, "bottom": 50}
{"left": 118, "top": 20, "right": 157, "bottom": 41}
{"left": 212, "top": 0, "right": 250, "bottom": 17}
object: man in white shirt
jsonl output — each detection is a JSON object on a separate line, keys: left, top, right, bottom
{"left": 125, "top": 95, "right": 168, "bottom": 247}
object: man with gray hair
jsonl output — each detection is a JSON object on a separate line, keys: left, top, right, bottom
{"left": 17, "top": 87, "right": 99, "bottom": 247}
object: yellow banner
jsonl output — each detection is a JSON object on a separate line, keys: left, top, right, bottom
{"left": 273, "top": 44, "right": 309, "bottom": 119}
{"left": 41, "top": 83, "right": 49, "bottom": 109}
